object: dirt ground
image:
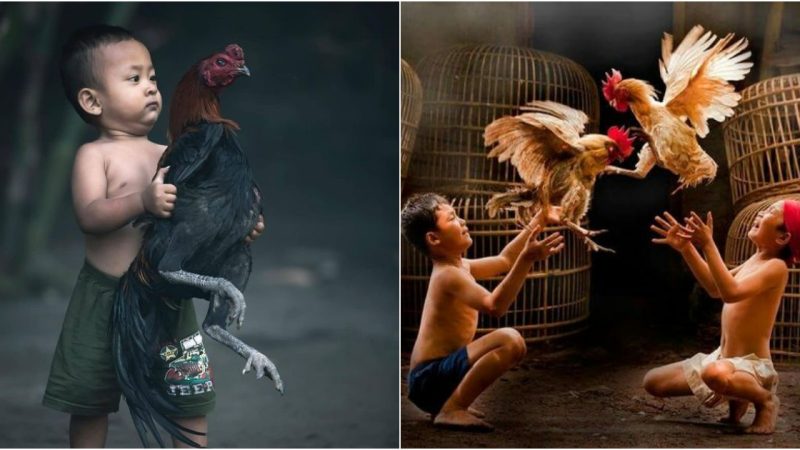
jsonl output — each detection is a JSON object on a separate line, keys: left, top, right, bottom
{"left": 0, "top": 249, "right": 397, "bottom": 448}
{"left": 401, "top": 338, "right": 800, "bottom": 448}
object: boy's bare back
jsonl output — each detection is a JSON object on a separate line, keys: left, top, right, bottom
{"left": 72, "top": 138, "right": 167, "bottom": 276}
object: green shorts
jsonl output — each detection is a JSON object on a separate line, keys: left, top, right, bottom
{"left": 43, "top": 261, "right": 215, "bottom": 416}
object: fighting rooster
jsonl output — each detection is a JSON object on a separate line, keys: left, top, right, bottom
{"left": 484, "top": 101, "right": 634, "bottom": 252}
{"left": 602, "top": 24, "right": 753, "bottom": 192}
{"left": 112, "top": 44, "right": 283, "bottom": 447}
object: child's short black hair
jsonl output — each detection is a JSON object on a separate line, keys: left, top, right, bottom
{"left": 59, "top": 25, "right": 138, "bottom": 124}
{"left": 401, "top": 193, "right": 448, "bottom": 255}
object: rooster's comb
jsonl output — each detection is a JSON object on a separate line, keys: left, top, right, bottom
{"left": 225, "top": 44, "right": 244, "bottom": 61}
{"left": 602, "top": 69, "right": 623, "bottom": 102}
{"left": 607, "top": 126, "right": 634, "bottom": 162}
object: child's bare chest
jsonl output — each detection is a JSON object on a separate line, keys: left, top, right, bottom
{"left": 104, "top": 147, "right": 162, "bottom": 198}
{"left": 735, "top": 258, "right": 762, "bottom": 280}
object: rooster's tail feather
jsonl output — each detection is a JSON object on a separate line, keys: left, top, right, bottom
{"left": 486, "top": 188, "right": 536, "bottom": 218}
{"left": 112, "top": 259, "right": 206, "bottom": 448}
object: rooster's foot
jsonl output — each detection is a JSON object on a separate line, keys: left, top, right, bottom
{"left": 243, "top": 351, "right": 284, "bottom": 394}
{"left": 584, "top": 237, "right": 615, "bottom": 253}
{"left": 584, "top": 228, "right": 607, "bottom": 237}
{"left": 211, "top": 292, "right": 246, "bottom": 330}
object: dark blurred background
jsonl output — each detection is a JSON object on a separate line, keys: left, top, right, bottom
{"left": 0, "top": 2, "right": 398, "bottom": 447}
{"left": 402, "top": 2, "right": 794, "bottom": 350}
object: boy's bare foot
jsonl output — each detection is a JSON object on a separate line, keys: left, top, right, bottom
{"left": 746, "top": 394, "right": 779, "bottom": 434}
{"left": 428, "top": 407, "right": 484, "bottom": 422}
{"left": 434, "top": 409, "right": 494, "bottom": 432}
{"left": 719, "top": 400, "right": 748, "bottom": 425}
{"left": 468, "top": 407, "right": 485, "bottom": 418}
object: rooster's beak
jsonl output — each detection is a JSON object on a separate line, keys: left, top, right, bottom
{"left": 238, "top": 65, "right": 251, "bottom": 77}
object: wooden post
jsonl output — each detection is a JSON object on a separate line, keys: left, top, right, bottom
{"left": 760, "top": 2, "right": 784, "bottom": 80}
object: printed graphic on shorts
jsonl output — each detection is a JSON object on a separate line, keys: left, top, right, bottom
{"left": 160, "top": 332, "right": 214, "bottom": 396}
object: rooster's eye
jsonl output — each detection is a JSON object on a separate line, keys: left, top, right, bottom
{"left": 216, "top": 58, "right": 227, "bottom": 67}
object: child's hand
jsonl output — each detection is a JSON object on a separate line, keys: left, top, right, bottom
{"left": 650, "top": 211, "right": 692, "bottom": 251}
{"left": 520, "top": 224, "right": 564, "bottom": 262}
{"left": 685, "top": 211, "right": 715, "bottom": 249}
{"left": 141, "top": 166, "right": 177, "bottom": 218}
{"left": 245, "top": 214, "right": 265, "bottom": 244}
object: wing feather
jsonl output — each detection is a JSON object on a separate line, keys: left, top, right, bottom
{"left": 485, "top": 101, "right": 586, "bottom": 186}
{"left": 661, "top": 25, "right": 753, "bottom": 137}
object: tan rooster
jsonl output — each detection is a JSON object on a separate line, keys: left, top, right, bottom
{"left": 484, "top": 101, "right": 634, "bottom": 252}
{"left": 602, "top": 24, "right": 753, "bottom": 193}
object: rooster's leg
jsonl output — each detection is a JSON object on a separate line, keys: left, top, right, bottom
{"left": 159, "top": 270, "right": 247, "bottom": 328}
{"left": 202, "top": 293, "right": 284, "bottom": 394}
{"left": 603, "top": 143, "right": 656, "bottom": 180}
{"left": 563, "top": 220, "right": 615, "bottom": 253}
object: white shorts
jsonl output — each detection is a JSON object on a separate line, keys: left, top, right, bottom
{"left": 682, "top": 347, "right": 778, "bottom": 408}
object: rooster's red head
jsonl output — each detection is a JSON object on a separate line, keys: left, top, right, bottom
{"left": 602, "top": 69, "right": 630, "bottom": 112}
{"left": 606, "top": 126, "right": 634, "bottom": 163}
{"left": 198, "top": 44, "right": 251, "bottom": 89}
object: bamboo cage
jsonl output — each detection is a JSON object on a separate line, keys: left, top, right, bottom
{"left": 401, "top": 59, "right": 424, "bottom": 182}
{"left": 724, "top": 194, "right": 800, "bottom": 363}
{"left": 405, "top": 44, "right": 600, "bottom": 192}
{"left": 724, "top": 74, "right": 800, "bottom": 211}
{"left": 401, "top": 192, "right": 592, "bottom": 347}
{"left": 402, "top": 45, "right": 599, "bottom": 348}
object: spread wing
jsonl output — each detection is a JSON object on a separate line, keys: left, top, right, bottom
{"left": 660, "top": 25, "right": 753, "bottom": 137}
{"left": 485, "top": 101, "right": 587, "bottom": 186}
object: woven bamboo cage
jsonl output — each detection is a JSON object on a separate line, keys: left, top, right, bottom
{"left": 402, "top": 45, "right": 599, "bottom": 348}
{"left": 724, "top": 74, "right": 800, "bottom": 211}
{"left": 724, "top": 193, "right": 800, "bottom": 363}
{"left": 401, "top": 192, "right": 593, "bottom": 347}
{"left": 402, "top": 59, "right": 424, "bottom": 182}
{"left": 405, "top": 44, "right": 600, "bottom": 191}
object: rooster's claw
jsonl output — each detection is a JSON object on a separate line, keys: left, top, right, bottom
{"left": 243, "top": 351, "right": 284, "bottom": 394}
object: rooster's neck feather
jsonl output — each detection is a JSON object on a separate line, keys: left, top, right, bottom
{"left": 167, "top": 64, "right": 239, "bottom": 144}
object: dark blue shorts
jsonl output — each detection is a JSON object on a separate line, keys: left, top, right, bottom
{"left": 407, "top": 347, "right": 470, "bottom": 414}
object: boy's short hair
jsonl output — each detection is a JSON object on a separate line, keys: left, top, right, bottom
{"left": 401, "top": 193, "right": 448, "bottom": 255}
{"left": 59, "top": 25, "right": 138, "bottom": 124}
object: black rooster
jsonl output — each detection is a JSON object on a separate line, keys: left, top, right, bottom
{"left": 111, "top": 44, "right": 283, "bottom": 448}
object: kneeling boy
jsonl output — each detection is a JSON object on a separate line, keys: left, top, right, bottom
{"left": 401, "top": 193, "right": 563, "bottom": 430}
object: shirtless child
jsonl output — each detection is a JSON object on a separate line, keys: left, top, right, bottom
{"left": 644, "top": 201, "right": 800, "bottom": 434}
{"left": 42, "top": 26, "right": 263, "bottom": 447}
{"left": 401, "top": 193, "right": 564, "bottom": 430}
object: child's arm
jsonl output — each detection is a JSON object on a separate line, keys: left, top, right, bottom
{"left": 72, "top": 145, "right": 176, "bottom": 234}
{"left": 445, "top": 226, "right": 564, "bottom": 317}
{"left": 651, "top": 211, "right": 721, "bottom": 297}
{"left": 652, "top": 212, "right": 722, "bottom": 297}
{"left": 686, "top": 211, "right": 787, "bottom": 303}
{"left": 467, "top": 207, "right": 556, "bottom": 279}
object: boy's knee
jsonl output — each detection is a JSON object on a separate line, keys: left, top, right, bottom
{"left": 642, "top": 370, "right": 665, "bottom": 397}
{"left": 701, "top": 362, "right": 733, "bottom": 392}
{"left": 498, "top": 327, "right": 526, "bottom": 361}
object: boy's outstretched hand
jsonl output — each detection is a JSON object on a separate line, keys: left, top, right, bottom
{"left": 520, "top": 221, "right": 565, "bottom": 261}
{"left": 651, "top": 211, "right": 692, "bottom": 251}
{"left": 684, "top": 211, "right": 714, "bottom": 249}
